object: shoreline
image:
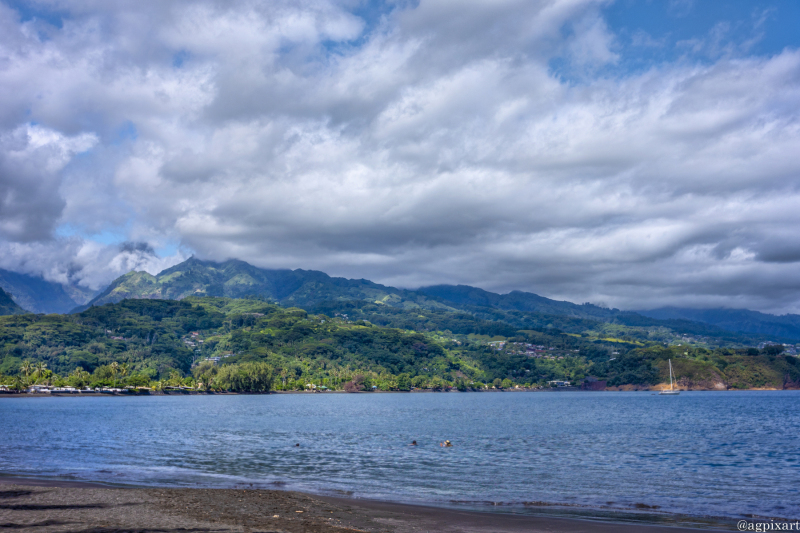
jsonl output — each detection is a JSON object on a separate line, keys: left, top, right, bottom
{"left": 3, "top": 388, "right": 798, "bottom": 398}
{"left": 0, "top": 476, "right": 737, "bottom": 532}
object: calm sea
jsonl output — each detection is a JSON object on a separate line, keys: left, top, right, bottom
{"left": 1, "top": 391, "right": 798, "bottom": 527}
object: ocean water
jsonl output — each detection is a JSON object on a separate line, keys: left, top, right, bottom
{"left": 1, "top": 391, "right": 798, "bottom": 526}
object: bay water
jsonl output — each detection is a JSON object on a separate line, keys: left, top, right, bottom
{"left": 1, "top": 391, "right": 798, "bottom": 526}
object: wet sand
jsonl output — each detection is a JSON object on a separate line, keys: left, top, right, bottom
{"left": 0, "top": 477, "right": 733, "bottom": 533}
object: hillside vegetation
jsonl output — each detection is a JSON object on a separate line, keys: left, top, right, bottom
{"left": 4, "top": 257, "right": 800, "bottom": 346}
{"left": 75, "top": 257, "right": 453, "bottom": 313}
{"left": 69, "top": 258, "right": 795, "bottom": 349}
{"left": 1, "top": 297, "right": 798, "bottom": 392}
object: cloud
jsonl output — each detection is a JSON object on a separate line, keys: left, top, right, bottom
{"left": 0, "top": 124, "right": 96, "bottom": 241}
{"left": 0, "top": 0, "right": 799, "bottom": 313}
{"left": 0, "top": 237, "right": 187, "bottom": 291}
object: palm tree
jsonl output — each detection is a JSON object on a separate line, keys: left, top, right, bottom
{"left": 202, "top": 371, "right": 214, "bottom": 392}
{"left": 20, "top": 360, "right": 33, "bottom": 386}
{"left": 70, "top": 367, "right": 89, "bottom": 389}
{"left": 34, "top": 362, "right": 47, "bottom": 384}
{"left": 109, "top": 362, "right": 119, "bottom": 388}
{"left": 119, "top": 363, "right": 130, "bottom": 387}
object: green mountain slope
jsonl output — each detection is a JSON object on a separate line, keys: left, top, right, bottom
{"left": 0, "top": 269, "right": 94, "bottom": 314}
{"left": 73, "top": 257, "right": 800, "bottom": 346}
{"left": 0, "top": 286, "right": 26, "bottom": 316}
{"left": 2, "top": 297, "right": 798, "bottom": 391}
{"left": 416, "top": 285, "right": 618, "bottom": 319}
{"left": 77, "top": 257, "right": 455, "bottom": 312}
{"left": 82, "top": 258, "right": 623, "bottom": 321}
{"left": 638, "top": 307, "right": 800, "bottom": 339}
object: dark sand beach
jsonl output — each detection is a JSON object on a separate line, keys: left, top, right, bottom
{"left": 0, "top": 477, "right": 732, "bottom": 533}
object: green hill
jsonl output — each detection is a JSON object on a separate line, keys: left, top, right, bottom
{"left": 0, "top": 286, "right": 26, "bottom": 316}
{"left": 2, "top": 297, "right": 798, "bottom": 392}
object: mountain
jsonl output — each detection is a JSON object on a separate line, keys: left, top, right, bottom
{"left": 78, "top": 257, "right": 627, "bottom": 321}
{"left": 75, "top": 257, "right": 455, "bottom": 312}
{"left": 0, "top": 286, "right": 26, "bottom": 315}
{"left": 638, "top": 307, "right": 800, "bottom": 341}
{"left": 416, "top": 285, "right": 618, "bottom": 319}
{"left": 0, "top": 269, "right": 95, "bottom": 314}
{"left": 74, "top": 257, "right": 800, "bottom": 344}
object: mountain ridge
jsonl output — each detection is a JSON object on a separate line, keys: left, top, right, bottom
{"left": 415, "top": 284, "right": 618, "bottom": 319}
{"left": 637, "top": 307, "right": 800, "bottom": 341}
{"left": 74, "top": 257, "right": 458, "bottom": 314}
{"left": 66, "top": 257, "right": 800, "bottom": 344}
{"left": 76, "top": 257, "right": 629, "bottom": 321}
{"left": 0, "top": 286, "right": 26, "bottom": 315}
{"left": 0, "top": 268, "right": 95, "bottom": 314}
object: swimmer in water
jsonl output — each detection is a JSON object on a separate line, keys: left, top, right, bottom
{"left": 440, "top": 440, "right": 453, "bottom": 447}
{"left": 410, "top": 440, "right": 417, "bottom": 446}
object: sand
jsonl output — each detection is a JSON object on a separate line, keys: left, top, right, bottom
{"left": 0, "top": 477, "right": 732, "bottom": 532}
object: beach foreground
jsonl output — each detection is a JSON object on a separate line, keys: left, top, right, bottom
{"left": 0, "top": 478, "right": 729, "bottom": 533}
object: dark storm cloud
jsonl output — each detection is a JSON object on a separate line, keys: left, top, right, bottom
{"left": 0, "top": 0, "right": 799, "bottom": 312}
{"left": 119, "top": 242, "right": 156, "bottom": 255}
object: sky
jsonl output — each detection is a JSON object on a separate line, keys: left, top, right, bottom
{"left": 1, "top": 0, "right": 800, "bottom": 313}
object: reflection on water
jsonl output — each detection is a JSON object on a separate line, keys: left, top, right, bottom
{"left": 1, "top": 391, "right": 798, "bottom": 526}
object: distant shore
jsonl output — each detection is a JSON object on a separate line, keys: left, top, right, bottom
{"left": 0, "top": 476, "right": 737, "bottom": 532}
{"left": 2, "top": 387, "right": 798, "bottom": 398}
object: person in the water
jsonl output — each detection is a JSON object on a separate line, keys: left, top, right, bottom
{"left": 410, "top": 440, "right": 417, "bottom": 446}
{"left": 440, "top": 440, "right": 452, "bottom": 447}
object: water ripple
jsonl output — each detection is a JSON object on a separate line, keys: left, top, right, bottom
{"left": 1, "top": 391, "right": 798, "bottom": 522}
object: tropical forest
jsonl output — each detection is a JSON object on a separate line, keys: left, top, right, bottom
{"left": 2, "top": 293, "right": 799, "bottom": 393}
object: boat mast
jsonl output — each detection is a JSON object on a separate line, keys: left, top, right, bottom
{"left": 669, "top": 360, "right": 674, "bottom": 391}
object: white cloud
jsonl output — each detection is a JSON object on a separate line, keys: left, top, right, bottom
{"left": 0, "top": 0, "right": 799, "bottom": 313}
{"left": 0, "top": 124, "right": 97, "bottom": 241}
{"left": 566, "top": 13, "right": 619, "bottom": 67}
{"left": 0, "top": 238, "right": 187, "bottom": 291}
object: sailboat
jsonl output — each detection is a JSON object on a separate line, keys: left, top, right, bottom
{"left": 659, "top": 359, "right": 680, "bottom": 395}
